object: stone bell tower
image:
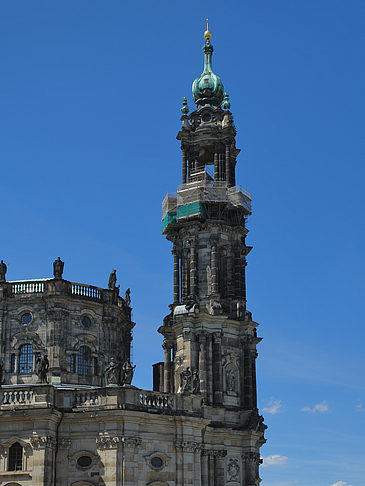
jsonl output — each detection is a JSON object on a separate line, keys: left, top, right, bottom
{"left": 158, "top": 22, "right": 264, "bottom": 427}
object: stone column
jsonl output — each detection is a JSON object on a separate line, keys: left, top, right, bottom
{"left": 212, "top": 332, "right": 223, "bottom": 405}
{"left": 208, "top": 452, "right": 215, "bottom": 485}
{"left": 194, "top": 445, "right": 202, "bottom": 484}
{"left": 172, "top": 246, "right": 180, "bottom": 304}
{"left": 163, "top": 341, "right": 171, "bottom": 393}
{"left": 30, "top": 436, "right": 57, "bottom": 486}
{"left": 242, "top": 337, "right": 253, "bottom": 409}
{"left": 252, "top": 350, "right": 258, "bottom": 409}
{"left": 198, "top": 332, "right": 207, "bottom": 402}
{"left": 120, "top": 436, "right": 142, "bottom": 486}
{"left": 234, "top": 248, "right": 242, "bottom": 300}
{"left": 201, "top": 451, "right": 209, "bottom": 486}
{"left": 219, "top": 152, "right": 225, "bottom": 182}
{"left": 240, "top": 340, "right": 244, "bottom": 408}
{"left": 211, "top": 242, "right": 218, "bottom": 295}
{"left": 181, "top": 250, "right": 189, "bottom": 301}
{"left": 226, "top": 248, "right": 234, "bottom": 299}
{"left": 243, "top": 452, "right": 262, "bottom": 486}
{"left": 182, "top": 149, "right": 187, "bottom": 184}
{"left": 207, "top": 333, "right": 213, "bottom": 405}
{"left": 242, "top": 252, "right": 247, "bottom": 310}
{"left": 214, "top": 151, "right": 219, "bottom": 181}
{"left": 215, "top": 450, "right": 227, "bottom": 485}
{"left": 225, "top": 143, "right": 231, "bottom": 186}
{"left": 190, "top": 240, "right": 197, "bottom": 298}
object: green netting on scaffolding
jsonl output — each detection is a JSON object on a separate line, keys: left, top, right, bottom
{"left": 177, "top": 202, "right": 206, "bottom": 220}
{"left": 161, "top": 211, "right": 177, "bottom": 233}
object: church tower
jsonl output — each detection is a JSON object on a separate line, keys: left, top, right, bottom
{"left": 156, "top": 23, "right": 266, "bottom": 483}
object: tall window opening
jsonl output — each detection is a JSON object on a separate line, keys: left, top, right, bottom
{"left": 19, "top": 344, "right": 33, "bottom": 373}
{"left": 8, "top": 442, "right": 23, "bottom": 471}
{"left": 70, "top": 354, "right": 76, "bottom": 373}
{"left": 78, "top": 346, "right": 91, "bottom": 376}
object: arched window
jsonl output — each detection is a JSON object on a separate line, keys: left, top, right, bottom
{"left": 8, "top": 442, "right": 22, "bottom": 471}
{"left": 18, "top": 344, "right": 33, "bottom": 373}
{"left": 78, "top": 346, "right": 91, "bottom": 376}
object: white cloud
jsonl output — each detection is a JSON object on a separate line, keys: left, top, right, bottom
{"left": 263, "top": 399, "right": 283, "bottom": 415}
{"left": 301, "top": 400, "right": 329, "bottom": 413}
{"left": 355, "top": 403, "right": 364, "bottom": 412}
{"left": 330, "top": 481, "right": 352, "bottom": 486}
{"left": 262, "top": 454, "right": 288, "bottom": 467}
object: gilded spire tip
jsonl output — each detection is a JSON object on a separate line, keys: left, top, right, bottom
{"left": 204, "top": 18, "right": 212, "bottom": 40}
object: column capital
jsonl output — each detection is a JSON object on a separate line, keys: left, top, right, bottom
{"left": 175, "top": 440, "right": 203, "bottom": 452}
{"left": 212, "top": 331, "right": 222, "bottom": 343}
{"left": 30, "top": 436, "right": 57, "bottom": 449}
{"left": 198, "top": 331, "right": 207, "bottom": 343}
{"left": 121, "top": 435, "right": 142, "bottom": 449}
{"left": 96, "top": 435, "right": 120, "bottom": 450}
{"left": 242, "top": 451, "right": 262, "bottom": 465}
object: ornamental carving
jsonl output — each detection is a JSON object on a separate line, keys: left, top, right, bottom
{"left": 58, "top": 438, "right": 72, "bottom": 449}
{"left": 242, "top": 451, "right": 262, "bottom": 465}
{"left": 120, "top": 436, "right": 142, "bottom": 449}
{"left": 95, "top": 435, "right": 120, "bottom": 450}
{"left": 30, "top": 436, "right": 57, "bottom": 449}
{"left": 226, "top": 366, "right": 238, "bottom": 394}
{"left": 203, "top": 449, "right": 227, "bottom": 458}
{"left": 12, "top": 331, "right": 44, "bottom": 350}
{"left": 227, "top": 457, "right": 240, "bottom": 481}
{"left": 175, "top": 440, "right": 203, "bottom": 452}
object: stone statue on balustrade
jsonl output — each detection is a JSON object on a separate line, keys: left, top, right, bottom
{"left": 0, "top": 359, "right": 5, "bottom": 387}
{"left": 36, "top": 355, "right": 49, "bottom": 383}
{"left": 125, "top": 288, "right": 131, "bottom": 306}
{"left": 0, "top": 260, "right": 7, "bottom": 282}
{"left": 53, "top": 257, "right": 64, "bottom": 279}
{"left": 122, "top": 361, "right": 136, "bottom": 385}
{"left": 105, "top": 357, "right": 136, "bottom": 386}
{"left": 108, "top": 269, "right": 119, "bottom": 290}
{"left": 179, "top": 367, "right": 200, "bottom": 394}
{"left": 105, "top": 357, "right": 120, "bottom": 385}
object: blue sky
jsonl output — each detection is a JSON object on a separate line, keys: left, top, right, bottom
{"left": 1, "top": 1, "right": 364, "bottom": 485}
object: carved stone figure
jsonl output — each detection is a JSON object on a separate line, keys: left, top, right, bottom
{"left": 105, "top": 357, "right": 120, "bottom": 385}
{"left": 0, "top": 359, "right": 5, "bottom": 386}
{"left": 192, "top": 368, "right": 200, "bottom": 394}
{"left": 227, "top": 458, "right": 240, "bottom": 481}
{"left": 125, "top": 288, "right": 131, "bottom": 306}
{"left": 179, "top": 367, "right": 200, "bottom": 394}
{"left": 105, "top": 357, "right": 136, "bottom": 386}
{"left": 0, "top": 260, "right": 7, "bottom": 282}
{"left": 209, "top": 297, "right": 222, "bottom": 315}
{"left": 108, "top": 270, "right": 117, "bottom": 290}
{"left": 226, "top": 368, "right": 237, "bottom": 393}
{"left": 122, "top": 361, "right": 136, "bottom": 385}
{"left": 53, "top": 257, "right": 64, "bottom": 279}
{"left": 36, "top": 355, "right": 49, "bottom": 383}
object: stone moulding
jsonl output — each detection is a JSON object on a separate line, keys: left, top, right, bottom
{"left": 95, "top": 435, "right": 142, "bottom": 450}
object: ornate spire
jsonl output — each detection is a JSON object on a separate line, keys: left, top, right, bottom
{"left": 191, "top": 21, "right": 224, "bottom": 107}
{"left": 204, "top": 18, "right": 212, "bottom": 40}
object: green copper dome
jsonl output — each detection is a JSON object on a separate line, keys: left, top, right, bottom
{"left": 192, "top": 36, "right": 224, "bottom": 106}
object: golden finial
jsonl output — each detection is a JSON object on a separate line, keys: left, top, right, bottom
{"left": 204, "top": 18, "right": 212, "bottom": 40}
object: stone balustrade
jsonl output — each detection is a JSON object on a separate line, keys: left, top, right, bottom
{"left": 0, "top": 385, "right": 203, "bottom": 416}
{"left": 3, "top": 278, "right": 126, "bottom": 308}
{"left": 2, "top": 389, "right": 34, "bottom": 405}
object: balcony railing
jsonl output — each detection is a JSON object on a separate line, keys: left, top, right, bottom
{"left": 5, "top": 279, "right": 126, "bottom": 308}
{"left": 71, "top": 283, "right": 101, "bottom": 300}
{"left": 0, "top": 385, "right": 202, "bottom": 415}
{"left": 11, "top": 279, "right": 48, "bottom": 295}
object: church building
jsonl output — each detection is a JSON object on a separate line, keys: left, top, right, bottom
{"left": 0, "top": 24, "right": 266, "bottom": 486}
